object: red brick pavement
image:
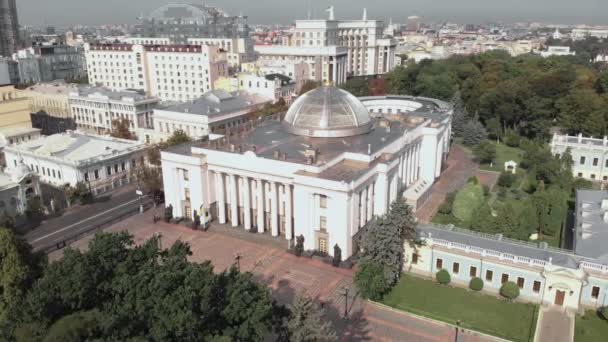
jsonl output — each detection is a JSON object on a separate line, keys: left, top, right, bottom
{"left": 49, "top": 210, "right": 500, "bottom": 342}
{"left": 416, "top": 145, "right": 478, "bottom": 223}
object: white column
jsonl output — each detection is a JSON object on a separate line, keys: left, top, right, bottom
{"left": 360, "top": 187, "right": 367, "bottom": 225}
{"left": 216, "top": 172, "right": 226, "bottom": 224}
{"left": 401, "top": 152, "right": 407, "bottom": 186}
{"left": 367, "top": 183, "right": 374, "bottom": 222}
{"left": 353, "top": 191, "right": 361, "bottom": 229}
{"left": 229, "top": 174, "right": 238, "bottom": 227}
{"left": 243, "top": 176, "right": 251, "bottom": 230}
{"left": 285, "top": 184, "right": 292, "bottom": 240}
{"left": 415, "top": 144, "right": 421, "bottom": 181}
{"left": 409, "top": 148, "right": 415, "bottom": 185}
{"left": 256, "top": 179, "right": 264, "bottom": 233}
{"left": 270, "top": 182, "right": 279, "bottom": 237}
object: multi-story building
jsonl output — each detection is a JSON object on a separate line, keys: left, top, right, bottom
{"left": 85, "top": 43, "right": 229, "bottom": 102}
{"left": 160, "top": 86, "right": 452, "bottom": 258}
{"left": 20, "top": 81, "right": 75, "bottom": 118}
{"left": 68, "top": 86, "right": 159, "bottom": 136}
{"left": 539, "top": 46, "right": 576, "bottom": 58}
{"left": 135, "top": 3, "right": 249, "bottom": 41}
{"left": 572, "top": 28, "right": 608, "bottom": 41}
{"left": 0, "top": 86, "right": 31, "bottom": 129}
{"left": 146, "top": 89, "right": 270, "bottom": 143}
{"left": 13, "top": 45, "right": 86, "bottom": 83}
{"left": 214, "top": 73, "right": 296, "bottom": 103}
{"left": 0, "top": 160, "right": 41, "bottom": 218}
{"left": 255, "top": 8, "right": 396, "bottom": 83}
{"left": 187, "top": 37, "right": 254, "bottom": 69}
{"left": 3, "top": 131, "right": 149, "bottom": 195}
{"left": 0, "top": 0, "right": 20, "bottom": 57}
{"left": 550, "top": 133, "right": 608, "bottom": 182}
{"left": 0, "top": 57, "right": 18, "bottom": 84}
{"left": 241, "top": 60, "right": 310, "bottom": 91}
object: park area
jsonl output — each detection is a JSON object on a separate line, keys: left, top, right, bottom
{"left": 575, "top": 310, "right": 608, "bottom": 342}
{"left": 381, "top": 274, "right": 538, "bottom": 342}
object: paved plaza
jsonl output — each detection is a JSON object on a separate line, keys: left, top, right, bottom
{"left": 50, "top": 209, "right": 501, "bottom": 342}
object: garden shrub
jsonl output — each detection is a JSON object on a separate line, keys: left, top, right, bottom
{"left": 469, "top": 277, "right": 484, "bottom": 291}
{"left": 500, "top": 281, "right": 520, "bottom": 300}
{"left": 600, "top": 306, "right": 608, "bottom": 320}
{"left": 497, "top": 172, "right": 516, "bottom": 188}
{"left": 436, "top": 269, "right": 451, "bottom": 285}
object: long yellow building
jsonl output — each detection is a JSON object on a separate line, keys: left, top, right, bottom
{"left": 0, "top": 86, "right": 31, "bottom": 128}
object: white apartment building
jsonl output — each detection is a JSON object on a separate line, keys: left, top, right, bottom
{"left": 214, "top": 73, "right": 296, "bottom": 103}
{"left": 69, "top": 86, "right": 159, "bottom": 136}
{"left": 187, "top": 38, "right": 255, "bottom": 69}
{"left": 242, "top": 60, "right": 310, "bottom": 90}
{"left": 551, "top": 133, "right": 608, "bottom": 182}
{"left": 85, "top": 43, "right": 229, "bottom": 102}
{"left": 539, "top": 46, "right": 576, "bottom": 58}
{"left": 572, "top": 28, "right": 608, "bottom": 40}
{"left": 3, "top": 131, "right": 149, "bottom": 195}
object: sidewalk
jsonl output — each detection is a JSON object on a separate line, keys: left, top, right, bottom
{"left": 535, "top": 307, "right": 574, "bottom": 342}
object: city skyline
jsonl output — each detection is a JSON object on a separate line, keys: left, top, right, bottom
{"left": 17, "top": 0, "right": 608, "bottom": 27}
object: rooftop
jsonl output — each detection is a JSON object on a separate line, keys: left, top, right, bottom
{"left": 25, "top": 81, "right": 78, "bottom": 95}
{"left": 158, "top": 90, "right": 270, "bottom": 117}
{"left": 69, "top": 86, "right": 158, "bottom": 103}
{"left": 5, "top": 131, "right": 147, "bottom": 166}
{"left": 574, "top": 189, "right": 608, "bottom": 262}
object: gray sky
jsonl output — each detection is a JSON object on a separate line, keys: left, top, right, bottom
{"left": 17, "top": 0, "right": 608, "bottom": 26}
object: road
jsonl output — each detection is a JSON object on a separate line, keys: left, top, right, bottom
{"left": 25, "top": 186, "right": 151, "bottom": 251}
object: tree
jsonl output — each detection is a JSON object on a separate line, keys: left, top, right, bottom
{"left": 340, "top": 77, "right": 369, "bottom": 96}
{"left": 131, "top": 165, "right": 163, "bottom": 194}
{"left": 64, "top": 182, "right": 92, "bottom": 206}
{"left": 462, "top": 120, "right": 488, "bottom": 146}
{"left": 469, "top": 277, "right": 483, "bottom": 291}
{"left": 287, "top": 294, "right": 337, "bottom": 342}
{"left": 110, "top": 118, "right": 135, "bottom": 140}
{"left": 497, "top": 172, "right": 516, "bottom": 188}
{"left": 42, "top": 310, "right": 102, "bottom": 342}
{"left": 473, "top": 141, "right": 496, "bottom": 164}
{"left": 354, "top": 261, "right": 388, "bottom": 300}
{"left": 332, "top": 244, "right": 341, "bottom": 267}
{"left": 299, "top": 80, "right": 320, "bottom": 95}
{"left": 436, "top": 269, "right": 450, "bottom": 285}
{"left": 451, "top": 92, "right": 468, "bottom": 137}
{"left": 25, "top": 196, "right": 44, "bottom": 223}
{"left": 167, "top": 129, "right": 192, "bottom": 146}
{"left": 500, "top": 281, "right": 520, "bottom": 300}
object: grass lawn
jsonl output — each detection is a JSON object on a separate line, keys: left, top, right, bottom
{"left": 382, "top": 274, "right": 538, "bottom": 342}
{"left": 575, "top": 310, "right": 608, "bottom": 342}
{"left": 478, "top": 141, "right": 524, "bottom": 172}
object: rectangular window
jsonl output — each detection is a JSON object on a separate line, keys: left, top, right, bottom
{"left": 114, "top": 164, "right": 119, "bottom": 173}
{"left": 183, "top": 169, "right": 189, "bottom": 181}
{"left": 486, "top": 270, "right": 493, "bottom": 282}
{"left": 517, "top": 277, "right": 525, "bottom": 289}
{"left": 84, "top": 172, "right": 89, "bottom": 181}
{"left": 469, "top": 266, "right": 477, "bottom": 277}
{"left": 106, "top": 166, "right": 112, "bottom": 176}
{"left": 121, "top": 162, "right": 126, "bottom": 171}
{"left": 593, "top": 158, "right": 599, "bottom": 166}
{"left": 533, "top": 281, "right": 541, "bottom": 293}
{"left": 501, "top": 273, "right": 509, "bottom": 284}
{"left": 592, "top": 286, "right": 600, "bottom": 299}
{"left": 319, "top": 216, "right": 327, "bottom": 231}
{"left": 319, "top": 194, "right": 327, "bottom": 208}
{"left": 94, "top": 170, "right": 100, "bottom": 179}
{"left": 184, "top": 188, "right": 190, "bottom": 201}
{"left": 436, "top": 258, "right": 443, "bottom": 270}
{"left": 580, "top": 156, "right": 586, "bottom": 165}
{"left": 452, "top": 262, "right": 460, "bottom": 274}
{"left": 58, "top": 171, "right": 61, "bottom": 179}
{"left": 318, "top": 237, "right": 328, "bottom": 254}
{"left": 411, "top": 253, "right": 418, "bottom": 265}
{"left": 605, "top": 159, "right": 608, "bottom": 168}
{"left": 52, "top": 170, "right": 56, "bottom": 178}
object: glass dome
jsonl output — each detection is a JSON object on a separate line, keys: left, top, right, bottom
{"left": 282, "top": 86, "right": 373, "bottom": 138}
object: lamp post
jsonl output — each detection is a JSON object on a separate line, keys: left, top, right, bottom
{"left": 454, "top": 319, "right": 461, "bottom": 342}
{"left": 234, "top": 252, "right": 242, "bottom": 272}
{"left": 341, "top": 287, "right": 350, "bottom": 320}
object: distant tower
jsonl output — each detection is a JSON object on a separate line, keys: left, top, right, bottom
{"left": 0, "top": 0, "right": 20, "bottom": 57}
{"left": 553, "top": 28, "right": 562, "bottom": 40}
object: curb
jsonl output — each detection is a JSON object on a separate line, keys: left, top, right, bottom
{"left": 367, "top": 300, "right": 511, "bottom": 342}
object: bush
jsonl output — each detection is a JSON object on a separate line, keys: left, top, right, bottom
{"left": 497, "top": 172, "right": 516, "bottom": 188}
{"left": 503, "top": 130, "right": 521, "bottom": 147}
{"left": 436, "top": 269, "right": 451, "bottom": 285}
{"left": 467, "top": 176, "right": 479, "bottom": 185}
{"left": 600, "top": 306, "right": 608, "bottom": 320}
{"left": 469, "top": 277, "right": 484, "bottom": 291}
{"left": 500, "top": 281, "right": 520, "bottom": 300}
{"left": 482, "top": 185, "right": 490, "bottom": 197}
{"left": 473, "top": 141, "right": 496, "bottom": 164}
{"left": 355, "top": 261, "right": 389, "bottom": 300}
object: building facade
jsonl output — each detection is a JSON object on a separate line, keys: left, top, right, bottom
{"left": 4, "top": 131, "right": 149, "bottom": 195}
{"left": 21, "top": 82, "right": 75, "bottom": 118}
{"left": 68, "top": 86, "right": 159, "bottom": 136}
{"left": 0, "top": 0, "right": 20, "bottom": 57}
{"left": 85, "top": 43, "right": 229, "bottom": 102}
{"left": 214, "top": 73, "right": 296, "bottom": 103}
{"left": 13, "top": 45, "right": 86, "bottom": 83}
{"left": 161, "top": 86, "right": 451, "bottom": 259}
{"left": 405, "top": 223, "right": 608, "bottom": 311}
{"left": 135, "top": 3, "right": 249, "bottom": 41}
{"left": 551, "top": 133, "right": 608, "bottom": 182}
{"left": 0, "top": 161, "right": 41, "bottom": 218}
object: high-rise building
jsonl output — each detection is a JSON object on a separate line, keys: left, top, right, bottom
{"left": 0, "top": 0, "right": 20, "bottom": 57}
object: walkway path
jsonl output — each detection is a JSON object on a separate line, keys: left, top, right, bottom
{"left": 535, "top": 307, "right": 574, "bottom": 342}
{"left": 49, "top": 209, "right": 501, "bottom": 342}
{"left": 416, "top": 145, "right": 478, "bottom": 223}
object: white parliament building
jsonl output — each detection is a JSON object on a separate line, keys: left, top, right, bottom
{"left": 161, "top": 86, "right": 451, "bottom": 258}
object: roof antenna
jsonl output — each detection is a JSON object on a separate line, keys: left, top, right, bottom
{"left": 362, "top": 8, "right": 367, "bottom": 21}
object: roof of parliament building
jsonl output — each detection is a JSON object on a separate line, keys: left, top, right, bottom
{"left": 574, "top": 189, "right": 608, "bottom": 263}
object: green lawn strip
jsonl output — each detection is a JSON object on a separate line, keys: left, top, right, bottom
{"left": 575, "top": 310, "right": 608, "bottom": 342}
{"left": 382, "top": 274, "right": 538, "bottom": 342}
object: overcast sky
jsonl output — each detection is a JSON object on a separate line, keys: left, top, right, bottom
{"left": 17, "top": 0, "right": 608, "bottom": 27}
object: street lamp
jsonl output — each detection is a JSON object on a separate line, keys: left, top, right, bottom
{"left": 454, "top": 319, "right": 461, "bottom": 342}
{"left": 234, "top": 252, "right": 242, "bottom": 272}
{"left": 341, "top": 287, "right": 350, "bottom": 320}
{"left": 136, "top": 188, "right": 144, "bottom": 213}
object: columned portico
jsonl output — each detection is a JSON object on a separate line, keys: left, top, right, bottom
{"left": 229, "top": 174, "right": 238, "bottom": 227}
{"left": 285, "top": 184, "right": 293, "bottom": 240}
{"left": 270, "top": 181, "right": 279, "bottom": 237}
{"left": 256, "top": 179, "right": 265, "bottom": 233}
{"left": 243, "top": 176, "right": 252, "bottom": 230}
{"left": 216, "top": 172, "right": 226, "bottom": 224}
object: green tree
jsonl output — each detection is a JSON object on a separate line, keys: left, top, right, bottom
{"left": 42, "top": 310, "right": 103, "bottom": 342}
{"left": 354, "top": 261, "right": 388, "bottom": 300}
{"left": 131, "top": 165, "right": 163, "bottom": 194}
{"left": 167, "top": 129, "right": 192, "bottom": 146}
{"left": 557, "top": 88, "right": 606, "bottom": 136}
{"left": 25, "top": 196, "right": 44, "bottom": 223}
{"left": 340, "top": 77, "right": 369, "bottom": 96}
{"left": 473, "top": 141, "right": 496, "bottom": 164}
{"left": 299, "top": 80, "right": 320, "bottom": 95}
{"left": 287, "top": 294, "right": 337, "bottom": 342}
{"left": 462, "top": 120, "right": 488, "bottom": 146}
